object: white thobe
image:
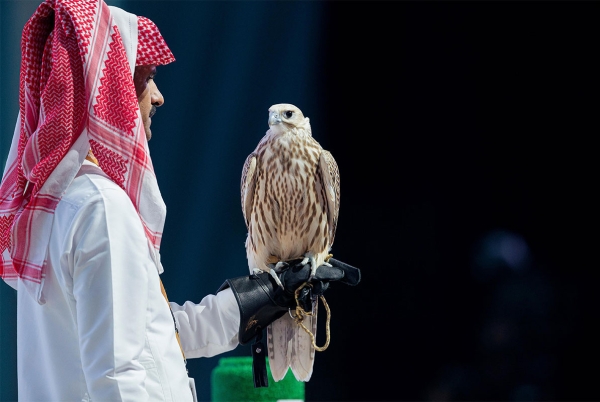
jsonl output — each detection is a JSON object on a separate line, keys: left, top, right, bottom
{"left": 16, "top": 160, "right": 240, "bottom": 401}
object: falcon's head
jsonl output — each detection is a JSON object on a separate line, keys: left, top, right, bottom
{"left": 268, "top": 103, "right": 310, "bottom": 135}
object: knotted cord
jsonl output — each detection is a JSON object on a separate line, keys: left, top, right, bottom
{"left": 293, "top": 281, "right": 331, "bottom": 352}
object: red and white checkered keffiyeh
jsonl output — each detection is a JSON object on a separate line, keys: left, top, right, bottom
{"left": 0, "top": 0, "right": 175, "bottom": 302}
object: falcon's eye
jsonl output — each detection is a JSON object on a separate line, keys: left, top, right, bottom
{"left": 284, "top": 111, "right": 294, "bottom": 119}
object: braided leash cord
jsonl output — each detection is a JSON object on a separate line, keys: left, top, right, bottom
{"left": 293, "top": 281, "right": 331, "bottom": 352}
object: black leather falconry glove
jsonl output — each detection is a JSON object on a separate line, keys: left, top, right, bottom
{"left": 217, "top": 258, "right": 361, "bottom": 387}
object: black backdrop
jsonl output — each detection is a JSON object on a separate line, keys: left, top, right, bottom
{"left": 1, "top": 1, "right": 598, "bottom": 401}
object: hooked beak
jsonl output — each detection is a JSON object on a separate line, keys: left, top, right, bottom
{"left": 268, "top": 111, "right": 281, "bottom": 127}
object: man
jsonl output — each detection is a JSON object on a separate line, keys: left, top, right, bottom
{"left": 0, "top": 1, "right": 359, "bottom": 401}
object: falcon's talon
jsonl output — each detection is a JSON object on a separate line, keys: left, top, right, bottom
{"left": 274, "top": 261, "right": 288, "bottom": 272}
{"left": 251, "top": 268, "right": 262, "bottom": 276}
{"left": 300, "top": 257, "right": 309, "bottom": 266}
{"left": 268, "top": 267, "right": 284, "bottom": 288}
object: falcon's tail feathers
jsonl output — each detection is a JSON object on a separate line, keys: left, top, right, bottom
{"left": 290, "top": 303, "right": 317, "bottom": 382}
{"left": 267, "top": 314, "right": 294, "bottom": 382}
{"left": 267, "top": 304, "right": 317, "bottom": 382}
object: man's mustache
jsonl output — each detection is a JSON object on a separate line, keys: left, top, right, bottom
{"left": 149, "top": 105, "right": 157, "bottom": 118}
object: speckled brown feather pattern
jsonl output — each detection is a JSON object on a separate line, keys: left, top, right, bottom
{"left": 241, "top": 104, "right": 340, "bottom": 382}
{"left": 242, "top": 106, "right": 339, "bottom": 274}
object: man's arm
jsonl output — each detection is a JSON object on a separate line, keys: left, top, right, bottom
{"left": 169, "top": 288, "right": 240, "bottom": 359}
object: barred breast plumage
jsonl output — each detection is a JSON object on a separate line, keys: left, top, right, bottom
{"left": 240, "top": 103, "right": 340, "bottom": 382}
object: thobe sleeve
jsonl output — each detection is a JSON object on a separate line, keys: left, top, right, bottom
{"left": 170, "top": 288, "right": 240, "bottom": 358}
{"left": 70, "top": 186, "right": 154, "bottom": 401}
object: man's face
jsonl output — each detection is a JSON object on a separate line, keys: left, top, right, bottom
{"left": 133, "top": 64, "right": 163, "bottom": 141}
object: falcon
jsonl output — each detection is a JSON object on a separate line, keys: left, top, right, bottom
{"left": 240, "top": 103, "right": 340, "bottom": 382}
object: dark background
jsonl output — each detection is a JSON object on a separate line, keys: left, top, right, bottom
{"left": 1, "top": 1, "right": 597, "bottom": 401}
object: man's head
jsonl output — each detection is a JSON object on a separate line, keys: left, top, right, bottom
{"left": 133, "top": 15, "right": 175, "bottom": 141}
{"left": 0, "top": 2, "right": 175, "bottom": 296}
{"left": 134, "top": 64, "right": 163, "bottom": 141}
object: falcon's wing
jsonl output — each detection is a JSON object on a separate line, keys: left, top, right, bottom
{"left": 318, "top": 150, "right": 340, "bottom": 245}
{"left": 241, "top": 153, "right": 257, "bottom": 229}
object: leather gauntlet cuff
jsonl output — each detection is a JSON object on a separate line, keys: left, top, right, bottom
{"left": 218, "top": 273, "right": 292, "bottom": 345}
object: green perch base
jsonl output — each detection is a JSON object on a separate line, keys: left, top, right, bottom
{"left": 211, "top": 356, "right": 305, "bottom": 402}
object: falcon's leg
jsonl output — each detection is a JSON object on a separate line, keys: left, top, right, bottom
{"left": 308, "top": 256, "right": 317, "bottom": 280}
{"left": 251, "top": 262, "right": 287, "bottom": 288}
{"left": 305, "top": 255, "right": 332, "bottom": 280}
{"left": 251, "top": 266, "right": 283, "bottom": 288}
{"left": 268, "top": 261, "right": 288, "bottom": 288}
{"left": 274, "top": 261, "right": 288, "bottom": 271}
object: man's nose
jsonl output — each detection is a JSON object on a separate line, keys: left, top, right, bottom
{"left": 152, "top": 87, "right": 164, "bottom": 107}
